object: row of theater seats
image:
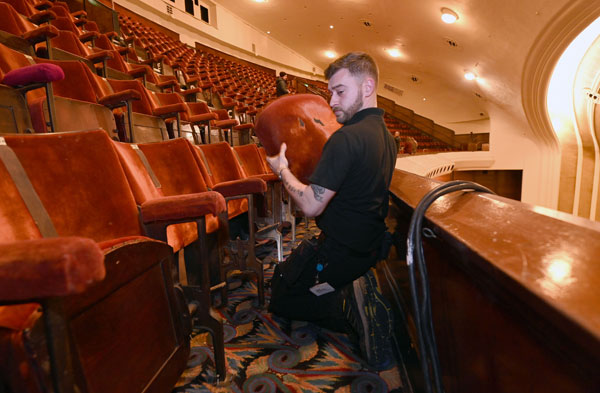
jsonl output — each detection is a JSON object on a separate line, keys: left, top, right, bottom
{"left": 0, "top": 129, "right": 295, "bottom": 392}
{"left": 384, "top": 116, "right": 458, "bottom": 153}
{"left": 0, "top": 0, "right": 274, "bottom": 145}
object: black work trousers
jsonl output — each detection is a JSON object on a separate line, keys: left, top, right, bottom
{"left": 268, "top": 233, "right": 378, "bottom": 328}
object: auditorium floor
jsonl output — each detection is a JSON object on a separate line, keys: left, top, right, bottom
{"left": 172, "top": 220, "right": 410, "bottom": 393}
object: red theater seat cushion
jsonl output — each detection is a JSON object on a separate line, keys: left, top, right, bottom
{"left": 254, "top": 94, "right": 341, "bottom": 184}
{"left": 1, "top": 63, "right": 64, "bottom": 87}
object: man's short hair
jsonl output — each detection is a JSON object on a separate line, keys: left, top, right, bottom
{"left": 279, "top": 71, "right": 287, "bottom": 77}
{"left": 324, "top": 52, "right": 378, "bottom": 86}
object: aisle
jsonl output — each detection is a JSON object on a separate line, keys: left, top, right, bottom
{"left": 173, "top": 221, "right": 406, "bottom": 393}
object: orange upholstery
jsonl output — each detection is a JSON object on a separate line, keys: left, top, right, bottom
{"left": 107, "top": 78, "right": 155, "bottom": 115}
{"left": 195, "top": 142, "right": 269, "bottom": 220}
{"left": 254, "top": 93, "right": 341, "bottom": 184}
{"left": 198, "top": 142, "right": 248, "bottom": 184}
{"left": 112, "top": 140, "right": 220, "bottom": 252}
{"left": 0, "top": 237, "right": 105, "bottom": 302}
{"left": 0, "top": 129, "right": 194, "bottom": 392}
{"left": 3, "top": 131, "right": 143, "bottom": 242}
{"left": 131, "top": 138, "right": 222, "bottom": 231}
{"left": 233, "top": 143, "right": 279, "bottom": 182}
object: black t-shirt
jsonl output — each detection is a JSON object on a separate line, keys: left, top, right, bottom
{"left": 309, "top": 107, "right": 397, "bottom": 252}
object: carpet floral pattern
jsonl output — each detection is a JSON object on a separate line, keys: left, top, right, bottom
{"left": 173, "top": 221, "right": 405, "bottom": 393}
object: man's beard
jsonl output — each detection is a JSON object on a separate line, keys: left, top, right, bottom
{"left": 334, "top": 94, "right": 363, "bottom": 124}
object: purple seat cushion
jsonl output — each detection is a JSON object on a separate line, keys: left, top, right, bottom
{"left": 2, "top": 63, "right": 65, "bottom": 87}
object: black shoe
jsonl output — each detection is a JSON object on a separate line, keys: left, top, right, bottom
{"left": 343, "top": 270, "right": 395, "bottom": 370}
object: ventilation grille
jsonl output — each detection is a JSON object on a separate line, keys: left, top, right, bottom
{"left": 384, "top": 83, "right": 404, "bottom": 96}
{"left": 166, "top": 4, "right": 173, "bottom": 15}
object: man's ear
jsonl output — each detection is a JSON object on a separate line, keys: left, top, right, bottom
{"left": 362, "top": 77, "right": 376, "bottom": 98}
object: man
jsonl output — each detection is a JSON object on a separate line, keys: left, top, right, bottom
{"left": 276, "top": 71, "right": 289, "bottom": 96}
{"left": 266, "top": 52, "right": 397, "bottom": 370}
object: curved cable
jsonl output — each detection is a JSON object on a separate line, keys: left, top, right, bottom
{"left": 406, "top": 180, "right": 494, "bottom": 393}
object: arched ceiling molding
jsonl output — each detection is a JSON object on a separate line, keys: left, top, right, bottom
{"left": 521, "top": 0, "right": 600, "bottom": 151}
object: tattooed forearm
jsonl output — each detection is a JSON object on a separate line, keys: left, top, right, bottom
{"left": 311, "top": 184, "right": 326, "bottom": 202}
{"left": 283, "top": 177, "right": 303, "bottom": 197}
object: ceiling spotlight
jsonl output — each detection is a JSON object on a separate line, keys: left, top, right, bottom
{"left": 325, "top": 50, "right": 337, "bottom": 59}
{"left": 386, "top": 48, "right": 401, "bottom": 58}
{"left": 329, "top": 25, "right": 334, "bottom": 29}
{"left": 441, "top": 8, "right": 458, "bottom": 24}
{"left": 464, "top": 71, "right": 477, "bottom": 80}
{"left": 253, "top": 0, "right": 268, "bottom": 3}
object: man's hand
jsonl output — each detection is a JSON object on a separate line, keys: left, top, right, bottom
{"left": 266, "top": 142, "right": 335, "bottom": 217}
{"left": 266, "top": 143, "right": 289, "bottom": 176}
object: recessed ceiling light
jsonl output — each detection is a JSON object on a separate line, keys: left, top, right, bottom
{"left": 386, "top": 48, "right": 401, "bottom": 58}
{"left": 267, "top": 31, "right": 271, "bottom": 34}
{"left": 441, "top": 8, "right": 458, "bottom": 24}
{"left": 329, "top": 25, "right": 334, "bottom": 29}
{"left": 464, "top": 71, "right": 477, "bottom": 80}
{"left": 325, "top": 50, "right": 336, "bottom": 59}
{"left": 254, "top": 0, "right": 268, "bottom": 3}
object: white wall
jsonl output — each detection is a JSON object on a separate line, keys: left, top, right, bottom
{"left": 115, "top": 0, "right": 322, "bottom": 78}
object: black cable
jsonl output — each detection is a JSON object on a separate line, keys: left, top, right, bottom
{"left": 406, "top": 180, "right": 494, "bottom": 393}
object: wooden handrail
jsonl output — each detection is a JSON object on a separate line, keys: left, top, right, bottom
{"left": 385, "top": 170, "right": 600, "bottom": 392}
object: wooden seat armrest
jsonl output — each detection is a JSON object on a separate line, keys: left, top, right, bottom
{"left": 34, "top": 0, "right": 53, "bottom": 11}
{"left": 152, "top": 103, "right": 187, "bottom": 117}
{"left": 156, "top": 79, "right": 178, "bottom": 89}
{"left": 85, "top": 50, "right": 113, "bottom": 64}
{"left": 98, "top": 89, "right": 141, "bottom": 109}
{"left": 78, "top": 31, "right": 99, "bottom": 45}
{"left": 127, "top": 67, "right": 147, "bottom": 79}
{"left": 22, "top": 24, "right": 59, "bottom": 45}
{"left": 71, "top": 10, "right": 87, "bottom": 19}
{"left": 29, "top": 10, "right": 56, "bottom": 25}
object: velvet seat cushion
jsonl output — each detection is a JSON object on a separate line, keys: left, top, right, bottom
{"left": 254, "top": 93, "right": 341, "bottom": 184}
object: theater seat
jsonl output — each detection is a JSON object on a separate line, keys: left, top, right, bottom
{"left": 233, "top": 143, "right": 291, "bottom": 261}
{"left": 127, "top": 138, "right": 263, "bottom": 305}
{"left": 196, "top": 142, "right": 268, "bottom": 303}
{"left": 106, "top": 78, "right": 172, "bottom": 142}
{"left": 0, "top": 130, "right": 195, "bottom": 392}
{"left": 0, "top": 2, "right": 58, "bottom": 54}
{"left": 212, "top": 108, "right": 253, "bottom": 146}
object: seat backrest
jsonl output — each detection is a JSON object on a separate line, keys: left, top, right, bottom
{"left": 34, "top": 58, "right": 98, "bottom": 103}
{"left": 0, "top": 38, "right": 37, "bottom": 73}
{"left": 213, "top": 108, "right": 230, "bottom": 121}
{"left": 1, "top": 0, "right": 37, "bottom": 17}
{"left": 51, "top": 29, "right": 91, "bottom": 58}
{"left": 50, "top": 16, "right": 81, "bottom": 36}
{"left": 233, "top": 144, "right": 268, "bottom": 177}
{"left": 0, "top": 2, "right": 34, "bottom": 36}
{"left": 3, "top": 130, "right": 144, "bottom": 242}
{"left": 111, "top": 140, "right": 164, "bottom": 204}
{"left": 107, "top": 78, "right": 154, "bottom": 115}
{"left": 197, "top": 142, "right": 246, "bottom": 184}
{"left": 136, "top": 138, "right": 210, "bottom": 196}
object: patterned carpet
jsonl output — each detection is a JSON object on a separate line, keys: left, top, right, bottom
{"left": 173, "top": 221, "right": 406, "bottom": 393}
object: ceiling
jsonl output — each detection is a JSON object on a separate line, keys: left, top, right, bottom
{"left": 213, "top": 0, "right": 571, "bottom": 133}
